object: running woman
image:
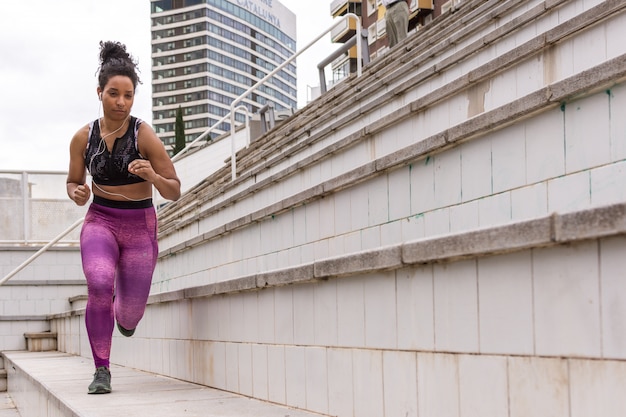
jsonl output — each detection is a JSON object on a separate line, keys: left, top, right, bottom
{"left": 66, "top": 40, "right": 181, "bottom": 394}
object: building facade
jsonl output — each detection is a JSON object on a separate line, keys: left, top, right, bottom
{"left": 330, "top": 0, "right": 439, "bottom": 83}
{"left": 150, "top": 0, "right": 297, "bottom": 148}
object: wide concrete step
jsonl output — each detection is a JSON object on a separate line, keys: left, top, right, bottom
{"left": 0, "top": 393, "right": 20, "bottom": 417}
{"left": 2, "top": 351, "right": 325, "bottom": 417}
{"left": 24, "top": 332, "right": 57, "bottom": 352}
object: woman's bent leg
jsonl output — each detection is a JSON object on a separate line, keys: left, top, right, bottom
{"left": 114, "top": 207, "right": 158, "bottom": 332}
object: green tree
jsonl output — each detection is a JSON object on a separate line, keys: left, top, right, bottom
{"left": 172, "top": 105, "right": 186, "bottom": 156}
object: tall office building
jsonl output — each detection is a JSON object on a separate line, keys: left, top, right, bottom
{"left": 150, "top": 0, "right": 297, "bottom": 148}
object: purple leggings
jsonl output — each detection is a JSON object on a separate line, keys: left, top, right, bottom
{"left": 80, "top": 197, "right": 157, "bottom": 368}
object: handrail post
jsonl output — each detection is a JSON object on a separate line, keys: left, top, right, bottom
{"left": 228, "top": 105, "right": 251, "bottom": 181}
{"left": 355, "top": 14, "right": 362, "bottom": 77}
{"left": 244, "top": 109, "right": 251, "bottom": 147}
{"left": 21, "top": 171, "right": 30, "bottom": 244}
{"left": 231, "top": 108, "right": 236, "bottom": 181}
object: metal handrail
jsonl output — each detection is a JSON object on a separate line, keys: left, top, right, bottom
{"left": 318, "top": 29, "right": 369, "bottom": 94}
{"left": 0, "top": 13, "right": 362, "bottom": 285}
{"left": 229, "top": 12, "right": 362, "bottom": 180}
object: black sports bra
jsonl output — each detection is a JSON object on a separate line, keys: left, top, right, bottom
{"left": 84, "top": 116, "right": 147, "bottom": 186}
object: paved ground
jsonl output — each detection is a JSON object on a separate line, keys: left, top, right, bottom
{"left": 2, "top": 351, "right": 325, "bottom": 417}
{"left": 0, "top": 393, "right": 20, "bottom": 417}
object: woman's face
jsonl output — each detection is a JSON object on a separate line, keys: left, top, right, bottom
{"left": 99, "top": 75, "right": 135, "bottom": 122}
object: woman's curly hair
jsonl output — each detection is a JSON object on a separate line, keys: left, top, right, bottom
{"left": 97, "top": 40, "right": 141, "bottom": 91}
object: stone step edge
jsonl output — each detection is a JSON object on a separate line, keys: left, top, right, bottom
{"left": 24, "top": 332, "right": 58, "bottom": 352}
{"left": 1, "top": 351, "right": 325, "bottom": 417}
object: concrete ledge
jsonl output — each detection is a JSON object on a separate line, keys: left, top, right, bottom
{"left": 106, "top": 202, "right": 626, "bottom": 312}
{"left": 0, "top": 246, "right": 79, "bottom": 252}
{"left": 49, "top": 310, "right": 84, "bottom": 319}
{"left": 69, "top": 295, "right": 88, "bottom": 311}
{"left": 148, "top": 289, "right": 185, "bottom": 305}
{"left": 0, "top": 316, "right": 50, "bottom": 322}
{"left": 555, "top": 203, "right": 626, "bottom": 242}
{"left": 315, "top": 246, "right": 403, "bottom": 278}
{"left": 402, "top": 217, "right": 555, "bottom": 264}
{"left": 68, "top": 295, "right": 87, "bottom": 303}
{"left": 257, "top": 263, "right": 315, "bottom": 287}
{"left": 1, "top": 280, "right": 85, "bottom": 286}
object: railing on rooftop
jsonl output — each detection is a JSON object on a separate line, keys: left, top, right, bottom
{"left": 0, "top": 13, "right": 363, "bottom": 286}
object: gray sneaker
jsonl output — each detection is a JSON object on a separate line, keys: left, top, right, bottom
{"left": 88, "top": 366, "right": 111, "bottom": 394}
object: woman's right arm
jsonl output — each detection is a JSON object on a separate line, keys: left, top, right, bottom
{"left": 66, "top": 125, "right": 91, "bottom": 206}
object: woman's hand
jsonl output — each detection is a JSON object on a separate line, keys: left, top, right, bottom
{"left": 71, "top": 183, "right": 91, "bottom": 206}
{"left": 128, "top": 159, "right": 156, "bottom": 182}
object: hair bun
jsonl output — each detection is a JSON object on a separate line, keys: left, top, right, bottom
{"left": 99, "top": 41, "right": 132, "bottom": 65}
{"left": 96, "top": 40, "right": 141, "bottom": 89}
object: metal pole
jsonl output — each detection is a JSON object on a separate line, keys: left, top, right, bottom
{"left": 21, "top": 171, "right": 29, "bottom": 244}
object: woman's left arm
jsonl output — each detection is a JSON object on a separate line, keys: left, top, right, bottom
{"left": 131, "top": 122, "right": 181, "bottom": 201}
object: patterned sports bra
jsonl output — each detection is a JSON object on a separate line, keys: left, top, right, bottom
{"left": 84, "top": 116, "right": 147, "bottom": 186}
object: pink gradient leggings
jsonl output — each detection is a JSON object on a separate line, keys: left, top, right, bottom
{"left": 80, "top": 198, "right": 157, "bottom": 368}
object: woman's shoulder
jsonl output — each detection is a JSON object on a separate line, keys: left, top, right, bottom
{"left": 134, "top": 117, "right": 157, "bottom": 136}
{"left": 71, "top": 122, "right": 93, "bottom": 142}
{"left": 68, "top": 122, "right": 92, "bottom": 155}
{"left": 132, "top": 115, "right": 151, "bottom": 127}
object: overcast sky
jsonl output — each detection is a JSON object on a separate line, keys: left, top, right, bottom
{"left": 0, "top": 0, "right": 334, "bottom": 172}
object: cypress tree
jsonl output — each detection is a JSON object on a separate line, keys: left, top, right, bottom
{"left": 173, "top": 105, "right": 185, "bottom": 155}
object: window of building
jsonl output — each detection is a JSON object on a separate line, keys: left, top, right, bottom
{"left": 367, "top": 0, "right": 378, "bottom": 16}
{"left": 152, "top": 1, "right": 172, "bottom": 13}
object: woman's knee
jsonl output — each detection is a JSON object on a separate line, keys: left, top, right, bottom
{"left": 85, "top": 271, "right": 115, "bottom": 298}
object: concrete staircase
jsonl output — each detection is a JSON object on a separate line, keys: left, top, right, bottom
{"left": 3, "top": 0, "right": 626, "bottom": 416}
{"left": 2, "top": 302, "right": 326, "bottom": 417}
